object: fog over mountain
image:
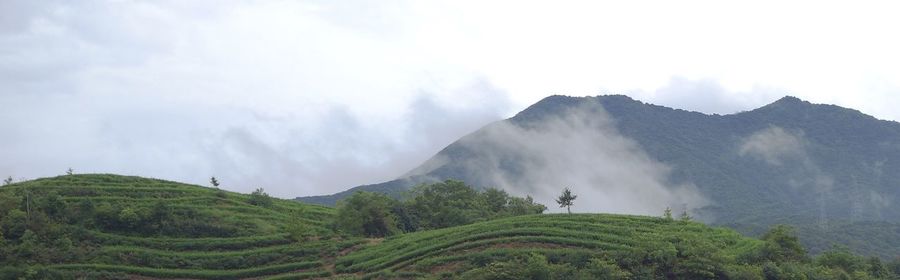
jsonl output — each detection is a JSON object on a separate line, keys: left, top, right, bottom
{"left": 3, "top": 1, "right": 900, "bottom": 199}
{"left": 407, "top": 99, "right": 708, "bottom": 216}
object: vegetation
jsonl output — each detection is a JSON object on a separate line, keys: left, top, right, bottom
{"left": 334, "top": 180, "right": 546, "bottom": 237}
{"left": 336, "top": 214, "right": 900, "bottom": 279}
{"left": 2, "top": 174, "right": 897, "bottom": 279}
{"left": 335, "top": 191, "right": 400, "bottom": 237}
{"left": 249, "top": 187, "right": 274, "bottom": 207}
{"left": 0, "top": 174, "right": 353, "bottom": 279}
{"left": 555, "top": 187, "right": 576, "bottom": 214}
{"left": 300, "top": 95, "right": 900, "bottom": 258}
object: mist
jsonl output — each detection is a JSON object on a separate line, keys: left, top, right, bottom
{"left": 449, "top": 99, "right": 708, "bottom": 216}
{"left": 739, "top": 126, "right": 834, "bottom": 225}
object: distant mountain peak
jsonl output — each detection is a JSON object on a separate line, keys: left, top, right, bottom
{"left": 752, "top": 96, "right": 815, "bottom": 113}
{"left": 774, "top": 95, "right": 805, "bottom": 104}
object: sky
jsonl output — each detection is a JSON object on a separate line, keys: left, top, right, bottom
{"left": 2, "top": 0, "right": 899, "bottom": 198}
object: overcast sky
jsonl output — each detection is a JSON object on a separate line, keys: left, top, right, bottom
{"left": 2, "top": 0, "right": 899, "bottom": 197}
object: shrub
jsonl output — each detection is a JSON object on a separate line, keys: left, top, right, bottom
{"left": 248, "top": 188, "right": 273, "bottom": 207}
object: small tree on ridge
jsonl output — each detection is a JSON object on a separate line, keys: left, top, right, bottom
{"left": 556, "top": 187, "right": 577, "bottom": 214}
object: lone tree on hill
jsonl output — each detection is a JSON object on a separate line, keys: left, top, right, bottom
{"left": 3, "top": 176, "right": 12, "bottom": 186}
{"left": 210, "top": 177, "right": 220, "bottom": 188}
{"left": 66, "top": 168, "right": 74, "bottom": 175}
{"left": 556, "top": 187, "right": 577, "bottom": 214}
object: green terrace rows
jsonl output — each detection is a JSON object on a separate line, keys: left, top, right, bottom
{"left": 12, "top": 174, "right": 867, "bottom": 279}
{"left": 335, "top": 214, "right": 761, "bottom": 277}
{"left": 0, "top": 174, "right": 360, "bottom": 279}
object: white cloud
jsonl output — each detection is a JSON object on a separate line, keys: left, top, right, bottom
{"left": 454, "top": 100, "right": 708, "bottom": 215}
{"left": 2, "top": 0, "right": 899, "bottom": 197}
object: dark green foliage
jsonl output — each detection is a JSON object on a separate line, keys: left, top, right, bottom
{"left": 209, "top": 176, "right": 219, "bottom": 188}
{"left": 725, "top": 264, "right": 764, "bottom": 280}
{"left": 334, "top": 181, "right": 546, "bottom": 237}
{"left": 459, "top": 253, "right": 556, "bottom": 280}
{"left": 248, "top": 187, "right": 273, "bottom": 207}
{"left": 816, "top": 246, "right": 868, "bottom": 275}
{"left": 889, "top": 258, "right": 900, "bottom": 277}
{"left": 38, "top": 191, "right": 66, "bottom": 219}
{"left": 867, "top": 257, "right": 892, "bottom": 279}
{"left": 555, "top": 187, "right": 576, "bottom": 214}
{"left": 506, "top": 195, "right": 547, "bottom": 216}
{"left": 407, "top": 180, "right": 481, "bottom": 229}
{"left": 760, "top": 225, "right": 807, "bottom": 263}
{"left": 2, "top": 209, "right": 28, "bottom": 239}
{"left": 334, "top": 191, "right": 400, "bottom": 237}
{"left": 409, "top": 181, "right": 545, "bottom": 229}
{"left": 579, "top": 258, "right": 631, "bottom": 279}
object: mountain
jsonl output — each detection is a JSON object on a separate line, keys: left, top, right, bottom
{"left": 297, "top": 95, "right": 900, "bottom": 258}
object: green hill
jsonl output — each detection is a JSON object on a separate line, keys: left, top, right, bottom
{"left": 2, "top": 174, "right": 897, "bottom": 279}
{"left": 335, "top": 214, "right": 762, "bottom": 279}
{"left": 0, "top": 174, "right": 360, "bottom": 279}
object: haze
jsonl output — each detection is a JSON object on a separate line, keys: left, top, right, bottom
{"left": 2, "top": 0, "right": 899, "bottom": 197}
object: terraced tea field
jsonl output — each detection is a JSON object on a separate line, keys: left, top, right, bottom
{"left": 335, "top": 214, "right": 761, "bottom": 279}
{"left": 0, "top": 175, "right": 791, "bottom": 279}
{"left": 0, "top": 175, "right": 363, "bottom": 279}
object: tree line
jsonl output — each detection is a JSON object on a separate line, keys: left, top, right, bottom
{"left": 333, "top": 180, "right": 547, "bottom": 237}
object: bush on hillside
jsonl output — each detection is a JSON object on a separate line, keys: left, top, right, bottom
{"left": 334, "top": 191, "right": 400, "bottom": 237}
{"left": 248, "top": 188, "right": 273, "bottom": 207}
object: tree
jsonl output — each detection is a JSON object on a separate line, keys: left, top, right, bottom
{"left": 663, "top": 207, "right": 674, "bottom": 221}
{"left": 76, "top": 199, "right": 95, "bottom": 222}
{"left": 679, "top": 209, "right": 692, "bottom": 222}
{"left": 408, "top": 180, "right": 480, "bottom": 229}
{"left": 866, "top": 256, "right": 891, "bottom": 278}
{"left": 760, "top": 225, "right": 807, "bottom": 263}
{"left": 1, "top": 209, "right": 27, "bottom": 239}
{"left": 480, "top": 188, "right": 510, "bottom": 214}
{"left": 149, "top": 201, "right": 172, "bottom": 227}
{"left": 2, "top": 176, "right": 11, "bottom": 186}
{"left": 66, "top": 168, "right": 73, "bottom": 175}
{"left": 556, "top": 187, "right": 577, "bottom": 214}
{"left": 118, "top": 208, "right": 141, "bottom": 229}
{"left": 580, "top": 258, "right": 631, "bottom": 280}
{"left": 39, "top": 191, "right": 66, "bottom": 220}
{"left": 507, "top": 195, "right": 547, "bottom": 216}
{"left": 248, "top": 188, "right": 273, "bottom": 207}
{"left": 210, "top": 177, "right": 219, "bottom": 188}
{"left": 334, "top": 191, "right": 399, "bottom": 237}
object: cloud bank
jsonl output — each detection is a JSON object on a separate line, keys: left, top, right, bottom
{"left": 3, "top": 1, "right": 900, "bottom": 199}
{"left": 455, "top": 101, "right": 707, "bottom": 215}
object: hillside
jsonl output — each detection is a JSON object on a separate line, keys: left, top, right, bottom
{"left": 2, "top": 174, "right": 897, "bottom": 279}
{"left": 297, "top": 95, "right": 900, "bottom": 258}
{"left": 334, "top": 214, "right": 762, "bottom": 279}
{"left": 0, "top": 174, "right": 359, "bottom": 279}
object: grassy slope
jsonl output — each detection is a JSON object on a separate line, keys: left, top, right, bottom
{"left": 1, "top": 174, "right": 360, "bottom": 279}
{"left": 1, "top": 175, "right": 761, "bottom": 279}
{"left": 336, "top": 214, "right": 760, "bottom": 279}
